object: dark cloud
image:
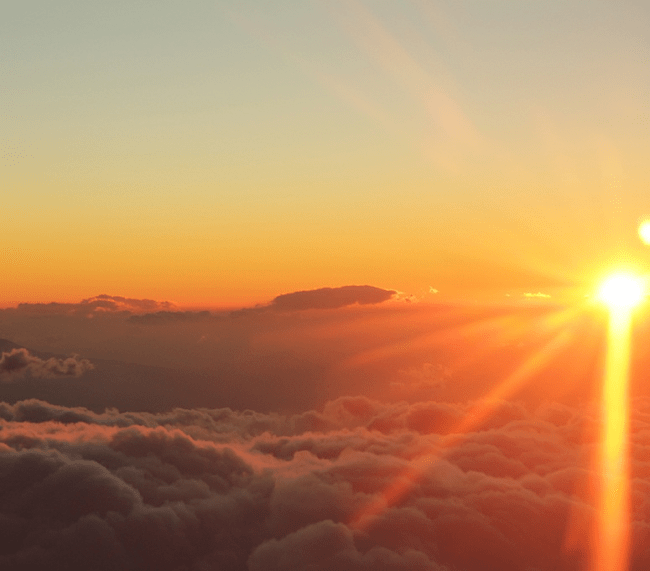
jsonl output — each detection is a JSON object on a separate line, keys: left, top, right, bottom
{"left": 127, "top": 310, "right": 212, "bottom": 325}
{"left": 268, "top": 285, "right": 396, "bottom": 311}
{"left": 228, "top": 285, "right": 398, "bottom": 318}
{"left": 126, "top": 286, "right": 397, "bottom": 323}
{"left": 0, "top": 396, "right": 649, "bottom": 570}
{"left": 3, "top": 287, "right": 393, "bottom": 323}
{"left": 8, "top": 295, "right": 175, "bottom": 317}
{"left": 0, "top": 348, "right": 93, "bottom": 380}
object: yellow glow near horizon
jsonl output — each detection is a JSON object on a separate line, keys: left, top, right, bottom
{"left": 597, "top": 273, "right": 644, "bottom": 310}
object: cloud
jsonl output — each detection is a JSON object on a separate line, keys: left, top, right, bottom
{"left": 268, "top": 285, "right": 396, "bottom": 311}
{"left": 523, "top": 292, "right": 551, "bottom": 298}
{"left": 80, "top": 294, "right": 176, "bottom": 312}
{"left": 0, "top": 396, "right": 648, "bottom": 569}
{"left": 127, "top": 310, "right": 212, "bottom": 325}
{"left": 2, "top": 288, "right": 394, "bottom": 332}
{"left": 248, "top": 520, "right": 445, "bottom": 571}
{"left": 0, "top": 348, "right": 94, "bottom": 380}
{"left": 127, "top": 286, "right": 397, "bottom": 323}
{"left": 9, "top": 295, "right": 175, "bottom": 317}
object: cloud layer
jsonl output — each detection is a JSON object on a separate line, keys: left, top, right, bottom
{"left": 2, "top": 289, "right": 649, "bottom": 568}
{"left": 0, "top": 348, "right": 93, "bottom": 380}
{"left": 1, "top": 396, "right": 649, "bottom": 570}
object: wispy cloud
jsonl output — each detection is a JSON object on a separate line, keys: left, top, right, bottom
{"left": 523, "top": 292, "right": 552, "bottom": 298}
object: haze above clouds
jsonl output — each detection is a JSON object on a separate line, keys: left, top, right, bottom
{"left": 0, "top": 286, "right": 612, "bottom": 414}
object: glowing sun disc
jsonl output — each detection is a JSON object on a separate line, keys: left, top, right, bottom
{"left": 598, "top": 274, "right": 644, "bottom": 309}
{"left": 639, "top": 220, "right": 650, "bottom": 245}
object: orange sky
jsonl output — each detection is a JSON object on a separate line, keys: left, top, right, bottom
{"left": 3, "top": 1, "right": 650, "bottom": 307}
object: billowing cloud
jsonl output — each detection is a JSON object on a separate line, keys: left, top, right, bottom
{"left": 80, "top": 294, "right": 176, "bottom": 312}
{"left": 268, "top": 285, "right": 396, "bottom": 311}
{"left": 0, "top": 348, "right": 93, "bottom": 380}
{"left": 0, "top": 395, "right": 649, "bottom": 569}
{"left": 248, "top": 520, "right": 445, "bottom": 571}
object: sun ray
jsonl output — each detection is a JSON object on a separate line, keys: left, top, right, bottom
{"left": 589, "top": 273, "right": 643, "bottom": 571}
{"left": 348, "top": 323, "right": 577, "bottom": 530}
{"left": 445, "top": 305, "right": 582, "bottom": 382}
{"left": 342, "top": 303, "right": 575, "bottom": 375}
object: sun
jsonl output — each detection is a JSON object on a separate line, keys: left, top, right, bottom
{"left": 639, "top": 220, "right": 650, "bottom": 245}
{"left": 597, "top": 273, "right": 645, "bottom": 310}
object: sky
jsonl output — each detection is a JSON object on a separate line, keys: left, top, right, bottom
{"left": 3, "top": 0, "right": 650, "bottom": 306}
{"left": 3, "top": 1, "right": 650, "bottom": 570}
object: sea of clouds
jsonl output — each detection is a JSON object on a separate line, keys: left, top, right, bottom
{"left": 1, "top": 395, "right": 650, "bottom": 570}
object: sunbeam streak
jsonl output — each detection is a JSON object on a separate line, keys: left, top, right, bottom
{"left": 592, "top": 303, "right": 635, "bottom": 571}
{"left": 348, "top": 324, "right": 576, "bottom": 530}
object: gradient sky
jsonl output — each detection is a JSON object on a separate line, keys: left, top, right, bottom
{"left": 3, "top": 0, "right": 650, "bottom": 306}
{"left": 4, "top": 6, "right": 650, "bottom": 566}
